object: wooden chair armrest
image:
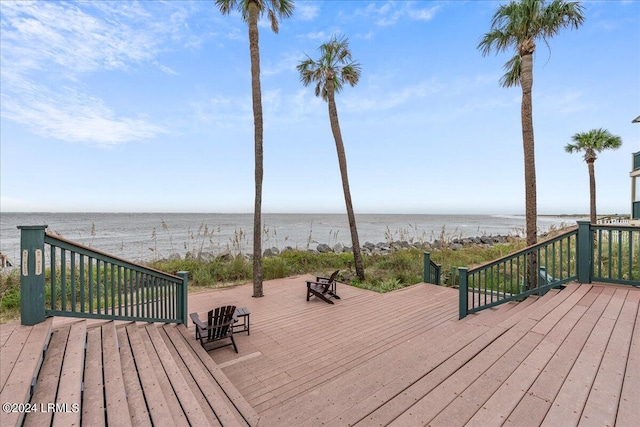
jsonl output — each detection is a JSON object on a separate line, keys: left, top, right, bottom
{"left": 190, "top": 312, "right": 206, "bottom": 329}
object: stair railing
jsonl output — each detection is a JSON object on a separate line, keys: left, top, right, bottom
{"left": 19, "top": 225, "right": 188, "bottom": 326}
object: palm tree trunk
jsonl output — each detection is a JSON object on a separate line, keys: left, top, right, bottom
{"left": 588, "top": 160, "right": 596, "bottom": 224}
{"left": 520, "top": 51, "right": 537, "bottom": 290}
{"left": 520, "top": 51, "right": 537, "bottom": 246}
{"left": 326, "top": 84, "right": 365, "bottom": 281}
{"left": 248, "top": 1, "right": 263, "bottom": 297}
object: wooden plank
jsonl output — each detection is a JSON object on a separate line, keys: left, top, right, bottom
{"left": 51, "top": 320, "right": 85, "bottom": 427}
{"left": 143, "top": 324, "right": 209, "bottom": 427}
{"left": 175, "top": 324, "right": 260, "bottom": 426}
{"left": 505, "top": 285, "right": 615, "bottom": 426}
{"left": 427, "top": 330, "right": 544, "bottom": 426}
{"left": 0, "top": 318, "right": 52, "bottom": 427}
{"left": 616, "top": 290, "right": 640, "bottom": 426}
{"left": 116, "top": 326, "right": 152, "bottom": 427}
{"left": 102, "top": 322, "right": 132, "bottom": 427}
{"left": 23, "top": 325, "right": 70, "bottom": 427}
{"left": 579, "top": 289, "right": 638, "bottom": 426}
{"left": 157, "top": 327, "right": 222, "bottom": 427}
{"left": 81, "top": 326, "right": 105, "bottom": 426}
{"left": 0, "top": 322, "right": 18, "bottom": 348}
{"left": 541, "top": 288, "right": 627, "bottom": 427}
{"left": 125, "top": 322, "right": 176, "bottom": 427}
{"left": 138, "top": 324, "right": 189, "bottom": 427}
{"left": 465, "top": 299, "right": 590, "bottom": 427}
{"left": 0, "top": 325, "right": 33, "bottom": 393}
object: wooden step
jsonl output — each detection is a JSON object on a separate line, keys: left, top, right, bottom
{"left": 52, "top": 320, "right": 86, "bottom": 427}
{"left": 124, "top": 322, "right": 177, "bottom": 427}
{"left": 176, "top": 323, "right": 259, "bottom": 426}
{"left": 0, "top": 318, "right": 52, "bottom": 427}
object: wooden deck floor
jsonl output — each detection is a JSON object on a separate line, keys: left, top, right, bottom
{"left": 189, "top": 276, "right": 639, "bottom": 426}
{"left": 1, "top": 275, "right": 639, "bottom": 426}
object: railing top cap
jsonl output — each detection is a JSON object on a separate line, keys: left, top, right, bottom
{"left": 17, "top": 225, "right": 48, "bottom": 230}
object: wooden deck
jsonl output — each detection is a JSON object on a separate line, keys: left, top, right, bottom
{"left": 1, "top": 275, "right": 638, "bottom": 426}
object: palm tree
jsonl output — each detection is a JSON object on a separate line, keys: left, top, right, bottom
{"left": 297, "top": 35, "right": 365, "bottom": 281}
{"left": 216, "top": 0, "right": 294, "bottom": 298}
{"left": 565, "top": 128, "right": 622, "bottom": 224}
{"left": 478, "top": 0, "right": 584, "bottom": 247}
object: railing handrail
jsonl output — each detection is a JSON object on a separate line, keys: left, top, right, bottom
{"left": 45, "top": 232, "right": 181, "bottom": 283}
{"left": 20, "top": 225, "right": 188, "bottom": 326}
{"left": 458, "top": 221, "right": 640, "bottom": 319}
{"left": 467, "top": 226, "right": 578, "bottom": 274}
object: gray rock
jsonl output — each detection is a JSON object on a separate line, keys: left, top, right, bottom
{"left": 317, "top": 243, "right": 332, "bottom": 253}
{"left": 333, "top": 243, "right": 344, "bottom": 253}
{"left": 451, "top": 243, "right": 463, "bottom": 250}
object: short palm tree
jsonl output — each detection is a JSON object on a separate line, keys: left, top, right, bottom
{"left": 297, "top": 35, "right": 365, "bottom": 281}
{"left": 478, "top": 0, "right": 585, "bottom": 247}
{"left": 215, "top": 0, "right": 294, "bottom": 298}
{"left": 565, "top": 128, "right": 622, "bottom": 224}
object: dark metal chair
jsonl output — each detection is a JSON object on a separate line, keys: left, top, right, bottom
{"left": 190, "top": 305, "right": 238, "bottom": 353}
{"left": 306, "top": 270, "right": 341, "bottom": 304}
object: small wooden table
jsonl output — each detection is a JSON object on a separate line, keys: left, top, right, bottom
{"left": 233, "top": 307, "right": 250, "bottom": 335}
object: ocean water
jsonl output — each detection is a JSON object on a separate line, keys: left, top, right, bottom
{"left": 0, "top": 212, "right": 585, "bottom": 264}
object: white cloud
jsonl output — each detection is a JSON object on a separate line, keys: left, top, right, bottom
{"left": 1, "top": 76, "right": 165, "bottom": 146}
{"left": 354, "top": 1, "right": 441, "bottom": 27}
{"left": 0, "top": 1, "right": 194, "bottom": 146}
{"left": 297, "top": 4, "right": 320, "bottom": 21}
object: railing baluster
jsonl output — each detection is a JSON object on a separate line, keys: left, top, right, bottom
{"left": 70, "top": 252, "right": 76, "bottom": 312}
{"left": 60, "top": 249, "right": 67, "bottom": 312}
{"left": 79, "top": 254, "right": 85, "bottom": 313}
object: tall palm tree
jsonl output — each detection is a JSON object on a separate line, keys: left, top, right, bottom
{"left": 478, "top": 0, "right": 584, "bottom": 247}
{"left": 297, "top": 35, "right": 365, "bottom": 281}
{"left": 565, "top": 128, "right": 622, "bottom": 224}
{"left": 215, "top": 0, "right": 294, "bottom": 298}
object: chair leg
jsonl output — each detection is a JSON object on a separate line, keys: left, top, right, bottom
{"left": 230, "top": 335, "right": 238, "bottom": 353}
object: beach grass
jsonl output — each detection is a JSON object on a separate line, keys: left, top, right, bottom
{"left": 0, "top": 239, "right": 530, "bottom": 324}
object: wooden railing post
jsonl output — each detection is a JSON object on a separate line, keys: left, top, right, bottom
{"left": 18, "top": 225, "right": 47, "bottom": 325}
{"left": 577, "top": 221, "right": 592, "bottom": 284}
{"left": 423, "top": 252, "right": 431, "bottom": 283}
{"left": 177, "top": 271, "right": 189, "bottom": 325}
{"left": 458, "top": 267, "right": 468, "bottom": 319}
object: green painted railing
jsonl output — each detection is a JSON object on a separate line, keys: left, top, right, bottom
{"left": 19, "top": 225, "right": 188, "bottom": 326}
{"left": 634, "top": 151, "right": 640, "bottom": 171}
{"left": 458, "top": 221, "right": 640, "bottom": 319}
{"left": 591, "top": 225, "right": 640, "bottom": 285}
{"left": 423, "top": 252, "right": 441, "bottom": 285}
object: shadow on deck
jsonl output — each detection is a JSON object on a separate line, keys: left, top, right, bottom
{"left": 1, "top": 275, "right": 639, "bottom": 426}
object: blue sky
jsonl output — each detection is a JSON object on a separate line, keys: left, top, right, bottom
{"left": 1, "top": 0, "right": 639, "bottom": 215}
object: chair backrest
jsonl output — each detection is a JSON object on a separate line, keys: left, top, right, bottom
{"left": 319, "top": 270, "right": 339, "bottom": 293}
{"left": 207, "top": 305, "right": 236, "bottom": 340}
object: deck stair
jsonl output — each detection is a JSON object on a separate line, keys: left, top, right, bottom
{"left": 9, "top": 319, "right": 258, "bottom": 427}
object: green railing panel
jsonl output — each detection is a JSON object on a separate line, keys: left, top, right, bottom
{"left": 634, "top": 151, "right": 640, "bottom": 171}
{"left": 19, "top": 226, "right": 188, "bottom": 325}
{"left": 459, "top": 227, "right": 579, "bottom": 319}
{"left": 458, "top": 221, "right": 640, "bottom": 319}
{"left": 423, "top": 252, "right": 441, "bottom": 285}
{"left": 591, "top": 225, "right": 640, "bottom": 285}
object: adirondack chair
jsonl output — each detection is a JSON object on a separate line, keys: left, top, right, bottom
{"left": 306, "top": 270, "right": 341, "bottom": 304}
{"left": 190, "top": 305, "right": 238, "bottom": 353}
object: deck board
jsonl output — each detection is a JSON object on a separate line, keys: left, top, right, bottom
{"left": 541, "top": 288, "right": 628, "bottom": 426}
{"left": 51, "top": 320, "right": 85, "bottom": 427}
{"left": 125, "top": 322, "right": 176, "bottom": 427}
{"left": 116, "top": 326, "right": 152, "bottom": 427}
{"left": 81, "top": 326, "right": 105, "bottom": 426}
{"left": 23, "top": 325, "right": 70, "bottom": 427}
{"left": 2, "top": 277, "right": 639, "bottom": 427}
{"left": 102, "top": 322, "right": 132, "bottom": 427}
